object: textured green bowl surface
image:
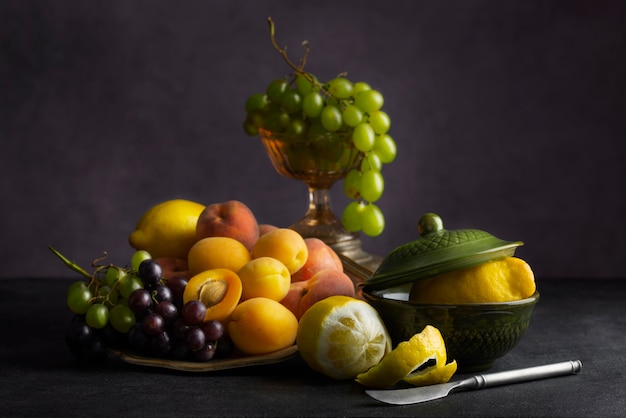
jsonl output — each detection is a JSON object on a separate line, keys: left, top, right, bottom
{"left": 363, "top": 213, "right": 524, "bottom": 291}
{"left": 362, "top": 289, "right": 539, "bottom": 373}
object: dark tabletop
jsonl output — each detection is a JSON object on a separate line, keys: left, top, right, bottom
{"left": 1, "top": 277, "right": 624, "bottom": 417}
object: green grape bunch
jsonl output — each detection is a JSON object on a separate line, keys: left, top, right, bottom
{"left": 243, "top": 18, "right": 397, "bottom": 237}
{"left": 51, "top": 246, "right": 148, "bottom": 332}
{"left": 52, "top": 247, "right": 235, "bottom": 364}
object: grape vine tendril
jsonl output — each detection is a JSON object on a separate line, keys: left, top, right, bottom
{"left": 267, "top": 17, "right": 334, "bottom": 99}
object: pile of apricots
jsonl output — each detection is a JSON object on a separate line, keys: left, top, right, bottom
{"left": 144, "top": 200, "right": 356, "bottom": 356}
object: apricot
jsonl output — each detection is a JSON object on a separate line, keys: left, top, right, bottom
{"left": 187, "top": 236, "right": 251, "bottom": 276}
{"left": 237, "top": 257, "right": 291, "bottom": 302}
{"left": 183, "top": 268, "right": 242, "bottom": 323}
{"left": 290, "top": 238, "right": 344, "bottom": 282}
{"left": 196, "top": 200, "right": 259, "bottom": 252}
{"left": 228, "top": 297, "right": 298, "bottom": 355}
{"left": 251, "top": 228, "right": 308, "bottom": 275}
{"left": 281, "top": 269, "right": 356, "bottom": 320}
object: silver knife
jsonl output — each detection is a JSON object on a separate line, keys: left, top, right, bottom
{"left": 365, "top": 359, "right": 583, "bottom": 405}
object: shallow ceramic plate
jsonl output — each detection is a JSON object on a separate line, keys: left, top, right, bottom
{"left": 109, "top": 345, "right": 298, "bottom": 372}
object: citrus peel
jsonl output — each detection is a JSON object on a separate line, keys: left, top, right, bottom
{"left": 355, "top": 325, "right": 457, "bottom": 388}
{"left": 403, "top": 360, "right": 458, "bottom": 386}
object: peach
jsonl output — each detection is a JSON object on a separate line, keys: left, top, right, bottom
{"left": 251, "top": 228, "right": 308, "bottom": 275}
{"left": 187, "top": 236, "right": 251, "bottom": 276}
{"left": 280, "top": 281, "right": 307, "bottom": 317}
{"left": 237, "top": 257, "right": 291, "bottom": 302}
{"left": 280, "top": 269, "right": 356, "bottom": 320}
{"left": 196, "top": 200, "right": 259, "bottom": 252}
{"left": 228, "top": 297, "right": 298, "bottom": 355}
{"left": 156, "top": 256, "right": 191, "bottom": 279}
{"left": 258, "top": 224, "right": 279, "bottom": 236}
{"left": 290, "top": 238, "right": 344, "bottom": 283}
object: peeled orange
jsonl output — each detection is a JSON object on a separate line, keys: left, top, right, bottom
{"left": 296, "top": 295, "right": 392, "bottom": 380}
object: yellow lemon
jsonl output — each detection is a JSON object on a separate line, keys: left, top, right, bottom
{"left": 356, "top": 325, "right": 457, "bottom": 388}
{"left": 129, "top": 199, "right": 205, "bottom": 259}
{"left": 296, "top": 295, "right": 392, "bottom": 380}
{"left": 409, "top": 257, "right": 536, "bottom": 304}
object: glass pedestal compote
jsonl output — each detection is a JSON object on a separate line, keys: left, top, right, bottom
{"left": 258, "top": 128, "right": 382, "bottom": 276}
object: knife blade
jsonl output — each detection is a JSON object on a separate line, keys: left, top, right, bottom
{"left": 365, "top": 359, "right": 582, "bottom": 405}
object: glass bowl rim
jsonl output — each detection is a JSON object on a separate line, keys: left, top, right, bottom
{"left": 257, "top": 127, "right": 353, "bottom": 143}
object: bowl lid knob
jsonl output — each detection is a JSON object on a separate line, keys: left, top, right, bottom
{"left": 418, "top": 212, "right": 444, "bottom": 235}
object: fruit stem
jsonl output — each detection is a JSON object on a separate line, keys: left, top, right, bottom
{"left": 92, "top": 252, "right": 109, "bottom": 269}
{"left": 49, "top": 246, "right": 92, "bottom": 280}
{"left": 267, "top": 17, "right": 329, "bottom": 96}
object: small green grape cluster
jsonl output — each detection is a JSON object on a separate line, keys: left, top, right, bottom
{"left": 60, "top": 248, "right": 151, "bottom": 333}
{"left": 54, "top": 247, "right": 149, "bottom": 362}
{"left": 54, "top": 247, "right": 234, "bottom": 363}
{"left": 243, "top": 73, "right": 397, "bottom": 237}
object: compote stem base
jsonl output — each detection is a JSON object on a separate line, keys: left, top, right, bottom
{"left": 288, "top": 187, "right": 354, "bottom": 243}
{"left": 288, "top": 186, "right": 383, "bottom": 285}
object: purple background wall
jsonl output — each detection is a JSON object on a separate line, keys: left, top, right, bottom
{"left": 2, "top": 0, "right": 625, "bottom": 279}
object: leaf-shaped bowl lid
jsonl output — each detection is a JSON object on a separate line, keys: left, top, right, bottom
{"left": 362, "top": 213, "right": 523, "bottom": 291}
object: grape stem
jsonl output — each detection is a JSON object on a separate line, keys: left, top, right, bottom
{"left": 92, "top": 252, "right": 109, "bottom": 269}
{"left": 50, "top": 245, "right": 124, "bottom": 306}
{"left": 49, "top": 246, "right": 92, "bottom": 279}
{"left": 267, "top": 17, "right": 329, "bottom": 96}
{"left": 267, "top": 18, "right": 309, "bottom": 75}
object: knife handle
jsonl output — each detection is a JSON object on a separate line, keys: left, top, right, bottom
{"left": 473, "top": 360, "right": 582, "bottom": 389}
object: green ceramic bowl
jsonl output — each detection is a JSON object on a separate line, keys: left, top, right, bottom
{"left": 362, "top": 288, "right": 539, "bottom": 373}
{"left": 359, "top": 212, "right": 537, "bottom": 372}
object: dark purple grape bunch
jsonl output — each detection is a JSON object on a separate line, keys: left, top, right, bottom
{"left": 126, "top": 259, "right": 176, "bottom": 357}
{"left": 65, "top": 316, "right": 108, "bottom": 364}
{"left": 172, "top": 301, "right": 229, "bottom": 362}
{"left": 126, "top": 260, "right": 233, "bottom": 361}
